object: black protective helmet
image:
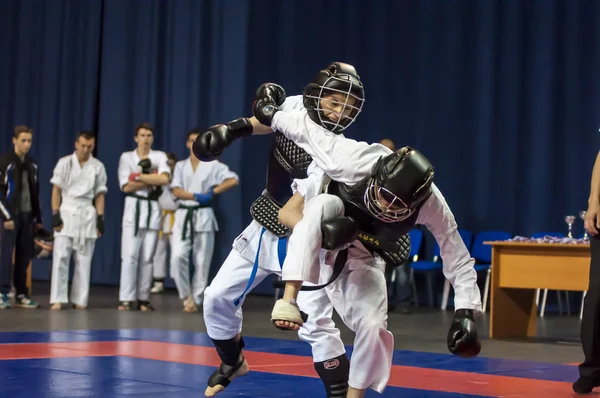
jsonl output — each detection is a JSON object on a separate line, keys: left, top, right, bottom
{"left": 364, "top": 147, "right": 434, "bottom": 223}
{"left": 302, "top": 62, "right": 365, "bottom": 134}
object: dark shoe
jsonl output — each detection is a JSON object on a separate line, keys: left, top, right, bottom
{"left": 137, "top": 301, "right": 154, "bottom": 312}
{"left": 573, "top": 377, "right": 600, "bottom": 394}
{"left": 14, "top": 295, "right": 40, "bottom": 309}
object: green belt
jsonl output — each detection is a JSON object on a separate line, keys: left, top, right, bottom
{"left": 127, "top": 193, "right": 157, "bottom": 236}
{"left": 179, "top": 203, "right": 210, "bottom": 242}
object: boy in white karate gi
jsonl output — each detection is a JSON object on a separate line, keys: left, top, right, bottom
{"left": 170, "top": 130, "right": 239, "bottom": 312}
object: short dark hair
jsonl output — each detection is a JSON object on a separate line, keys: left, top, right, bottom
{"left": 187, "top": 129, "right": 200, "bottom": 140}
{"left": 166, "top": 152, "right": 177, "bottom": 162}
{"left": 77, "top": 130, "right": 96, "bottom": 141}
{"left": 13, "top": 125, "right": 32, "bottom": 139}
{"left": 135, "top": 122, "right": 153, "bottom": 136}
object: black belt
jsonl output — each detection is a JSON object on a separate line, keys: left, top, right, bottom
{"left": 179, "top": 203, "right": 210, "bottom": 243}
{"left": 127, "top": 193, "right": 158, "bottom": 236}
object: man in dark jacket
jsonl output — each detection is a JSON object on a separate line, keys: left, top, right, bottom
{"left": 0, "top": 125, "right": 43, "bottom": 309}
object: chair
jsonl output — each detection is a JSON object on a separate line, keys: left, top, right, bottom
{"left": 404, "top": 229, "right": 426, "bottom": 306}
{"left": 530, "top": 232, "right": 569, "bottom": 317}
{"left": 470, "top": 231, "right": 512, "bottom": 312}
{"left": 410, "top": 231, "right": 441, "bottom": 307}
{"left": 440, "top": 229, "right": 473, "bottom": 310}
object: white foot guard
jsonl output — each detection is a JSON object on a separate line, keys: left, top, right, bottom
{"left": 270, "top": 299, "right": 308, "bottom": 330}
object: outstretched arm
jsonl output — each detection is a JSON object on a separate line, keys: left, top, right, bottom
{"left": 417, "top": 184, "right": 482, "bottom": 313}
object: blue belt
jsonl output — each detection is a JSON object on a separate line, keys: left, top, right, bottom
{"left": 233, "top": 227, "right": 288, "bottom": 306}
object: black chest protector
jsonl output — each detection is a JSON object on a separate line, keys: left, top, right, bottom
{"left": 327, "top": 177, "right": 417, "bottom": 266}
{"left": 249, "top": 133, "right": 312, "bottom": 237}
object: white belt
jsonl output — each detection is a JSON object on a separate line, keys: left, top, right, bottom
{"left": 61, "top": 197, "right": 94, "bottom": 253}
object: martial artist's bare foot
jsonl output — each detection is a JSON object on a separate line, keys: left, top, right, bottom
{"left": 50, "top": 303, "right": 62, "bottom": 310}
{"left": 138, "top": 301, "right": 154, "bottom": 311}
{"left": 183, "top": 296, "right": 198, "bottom": 312}
{"left": 73, "top": 304, "right": 86, "bottom": 310}
{"left": 118, "top": 301, "right": 132, "bottom": 311}
{"left": 346, "top": 386, "right": 366, "bottom": 398}
{"left": 204, "top": 357, "right": 249, "bottom": 397}
{"left": 274, "top": 320, "right": 300, "bottom": 331}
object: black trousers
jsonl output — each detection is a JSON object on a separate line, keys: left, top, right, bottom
{"left": 580, "top": 234, "right": 600, "bottom": 380}
{"left": 0, "top": 212, "right": 34, "bottom": 296}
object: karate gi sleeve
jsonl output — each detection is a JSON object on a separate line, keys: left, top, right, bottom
{"left": 416, "top": 183, "right": 483, "bottom": 312}
{"left": 49, "top": 158, "right": 67, "bottom": 189}
{"left": 118, "top": 153, "right": 131, "bottom": 191}
{"left": 213, "top": 161, "right": 239, "bottom": 185}
{"left": 157, "top": 152, "right": 172, "bottom": 178}
{"left": 170, "top": 162, "right": 184, "bottom": 190}
{"left": 291, "top": 162, "right": 325, "bottom": 201}
{"left": 95, "top": 163, "right": 108, "bottom": 196}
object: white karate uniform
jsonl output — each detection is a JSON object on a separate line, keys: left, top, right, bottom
{"left": 170, "top": 158, "right": 238, "bottom": 304}
{"left": 153, "top": 188, "right": 178, "bottom": 280}
{"left": 117, "top": 150, "right": 171, "bottom": 302}
{"left": 49, "top": 153, "right": 107, "bottom": 307}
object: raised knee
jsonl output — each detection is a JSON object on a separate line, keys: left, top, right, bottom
{"left": 355, "top": 315, "right": 387, "bottom": 337}
{"left": 203, "top": 285, "right": 229, "bottom": 313}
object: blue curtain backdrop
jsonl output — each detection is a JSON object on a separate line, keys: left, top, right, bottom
{"left": 0, "top": 0, "right": 599, "bottom": 293}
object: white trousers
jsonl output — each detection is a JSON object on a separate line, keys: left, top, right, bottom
{"left": 297, "top": 248, "right": 393, "bottom": 393}
{"left": 282, "top": 194, "right": 344, "bottom": 284}
{"left": 203, "top": 246, "right": 344, "bottom": 359}
{"left": 49, "top": 236, "right": 96, "bottom": 307}
{"left": 119, "top": 226, "right": 158, "bottom": 302}
{"left": 153, "top": 233, "right": 170, "bottom": 279}
{"left": 170, "top": 229, "right": 215, "bottom": 304}
{"left": 286, "top": 193, "right": 393, "bottom": 393}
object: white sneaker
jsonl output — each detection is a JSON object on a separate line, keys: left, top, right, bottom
{"left": 150, "top": 281, "right": 164, "bottom": 293}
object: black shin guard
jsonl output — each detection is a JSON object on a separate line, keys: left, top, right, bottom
{"left": 314, "top": 354, "right": 350, "bottom": 397}
{"left": 207, "top": 336, "right": 246, "bottom": 389}
{"left": 212, "top": 336, "right": 245, "bottom": 366}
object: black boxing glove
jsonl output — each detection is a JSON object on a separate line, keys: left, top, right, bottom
{"left": 255, "top": 83, "right": 286, "bottom": 106}
{"left": 253, "top": 97, "right": 280, "bottom": 126}
{"left": 96, "top": 214, "right": 104, "bottom": 235}
{"left": 52, "top": 211, "right": 63, "bottom": 229}
{"left": 321, "top": 216, "right": 359, "bottom": 251}
{"left": 447, "top": 309, "right": 481, "bottom": 358}
{"left": 137, "top": 158, "right": 153, "bottom": 174}
{"left": 193, "top": 118, "right": 253, "bottom": 162}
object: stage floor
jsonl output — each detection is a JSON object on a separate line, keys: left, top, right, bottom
{"left": 0, "top": 283, "right": 586, "bottom": 397}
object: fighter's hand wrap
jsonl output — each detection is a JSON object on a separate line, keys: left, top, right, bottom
{"left": 447, "top": 309, "right": 481, "bottom": 358}
{"left": 96, "top": 215, "right": 104, "bottom": 234}
{"left": 321, "top": 216, "right": 359, "bottom": 251}
{"left": 192, "top": 118, "right": 253, "bottom": 162}
{"left": 255, "top": 83, "right": 286, "bottom": 106}
{"left": 137, "top": 158, "right": 152, "bottom": 174}
{"left": 52, "top": 211, "right": 63, "bottom": 229}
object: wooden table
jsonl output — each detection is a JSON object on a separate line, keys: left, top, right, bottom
{"left": 486, "top": 241, "right": 590, "bottom": 339}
